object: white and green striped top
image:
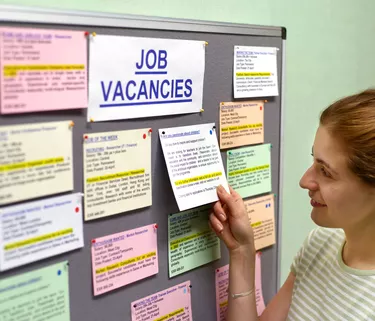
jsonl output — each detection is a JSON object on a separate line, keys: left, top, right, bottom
{"left": 287, "top": 227, "right": 375, "bottom": 321}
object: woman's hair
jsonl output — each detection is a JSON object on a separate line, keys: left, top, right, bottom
{"left": 320, "top": 89, "right": 375, "bottom": 185}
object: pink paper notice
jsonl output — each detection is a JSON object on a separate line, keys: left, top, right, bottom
{"left": 0, "top": 27, "right": 87, "bottom": 114}
{"left": 215, "top": 253, "right": 265, "bottom": 320}
{"left": 91, "top": 224, "right": 158, "bottom": 296}
{"left": 131, "top": 281, "right": 192, "bottom": 321}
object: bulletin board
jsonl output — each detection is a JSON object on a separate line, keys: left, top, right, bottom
{"left": 0, "top": 5, "right": 286, "bottom": 321}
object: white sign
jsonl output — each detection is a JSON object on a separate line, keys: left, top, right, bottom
{"left": 0, "top": 193, "right": 84, "bottom": 271}
{"left": 159, "top": 123, "right": 229, "bottom": 211}
{"left": 233, "top": 46, "right": 279, "bottom": 98}
{"left": 89, "top": 35, "right": 206, "bottom": 121}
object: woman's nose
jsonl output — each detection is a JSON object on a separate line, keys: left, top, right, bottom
{"left": 299, "top": 165, "right": 318, "bottom": 191}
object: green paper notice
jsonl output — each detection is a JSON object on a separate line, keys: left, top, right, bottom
{"left": 168, "top": 206, "right": 220, "bottom": 277}
{"left": 227, "top": 144, "right": 272, "bottom": 198}
{"left": 0, "top": 261, "right": 70, "bottom": 321}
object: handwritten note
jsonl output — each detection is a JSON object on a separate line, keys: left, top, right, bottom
{"left": 245, "top": 194, "right": 275, "bottom": 250}
{"left": 0, "top": 27, "right": 87, "bottom": 114}
{"left": 0, "top": 193, "right": 83, "bottom": 271}
{"left": 0, "top": 121, "right": 73, "bottom": 205}
{"left": 234, "top": 45, "right": 278, "bottom": 98}
{"left": 159, "top": 123, "right": 229, "bottom": 211}
{"left": 215, "top": 253, "right": 265, "bottom": 320}
{"left": 227, "top": 144, "right": 271, "bottom": 198}
{"left": 0, "top": 261, "right": 70, "bottom": 321}
{"left": 83, "top": 128, "right": 151, "bottom": 220}
{"left": 220, "top": 101, "right": 264, "bottom": 149}
{"left": 168, "top": 205, "right": 220, "bottom": 277}
{"left": 131, "top": 281, "right": 192, "bottom": 321}
{"left": 91, "top": 224, "right": 158, "bottom": 296}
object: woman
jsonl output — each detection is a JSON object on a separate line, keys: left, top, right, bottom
{"left": 210, "top": 89, "right": 375, "bottom": 320}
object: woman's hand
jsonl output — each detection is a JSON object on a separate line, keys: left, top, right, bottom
{"left": 209, "top": 185, "right": 255, "bottom": 254}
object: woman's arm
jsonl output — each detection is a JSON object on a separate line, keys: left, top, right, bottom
{"left": 210, "top": 186, "right": 294, "bottom": 321}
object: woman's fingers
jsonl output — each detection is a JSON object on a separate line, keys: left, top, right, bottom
{"left": 213, "top": 201, "right": 227, "bottom": 222}
{"left": 209, "top": 213, "right": 223, "bottom": 234}
{"left": 209, "top": 213, "right": 238, "bottom": 250}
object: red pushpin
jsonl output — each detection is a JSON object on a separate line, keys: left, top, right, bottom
{"left": 148, "top": 128, "right": 153, "bottom": 133}
{"left": 216, "top": 269, "right": 219, "bottom": 272}
{"left": 84, "top": 31, "right": 89, "bottom": 36}
{"left": 75, "top": 207, "right": 79, "bottom": 213}
{"left": 84, "top": 135, "right": 88, "bottom": 140}
{"left": 260, "top": 106, "right": 263, "bottom": 110}
{"left": 143, "top": 134, "right": 146, "bottom": 139}
{"left": 154, "top": 224, "right": 158, "bottom": 229}
{"left": 91, "top": 239, "right": 96, "bottom": 244}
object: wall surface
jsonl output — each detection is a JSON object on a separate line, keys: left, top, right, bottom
{"left": 1, "top": 0, "right": 375, "bottom": 284}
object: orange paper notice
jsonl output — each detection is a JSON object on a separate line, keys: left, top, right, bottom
{"left": 219, "top": 101, "right": 264, "bottom": 149}
{"left": 244, "top": 194, "right": 275, "bottom": 251}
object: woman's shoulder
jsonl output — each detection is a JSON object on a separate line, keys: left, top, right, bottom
{"left": 302, "top": 227, "right": 344, "bottom": 255}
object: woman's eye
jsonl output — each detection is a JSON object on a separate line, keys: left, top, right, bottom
{"left": 320, "top": 166, "right": 330, "bottom": 177}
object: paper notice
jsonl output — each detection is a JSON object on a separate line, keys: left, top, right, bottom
{"left": 83, "top": 128, "right": 151, "bottom": 220}
{"left": 245, "top": 194, "right": 276, "bottom": 251}
{"left": 234, "top": 46, "right": 278, "bottom": 98}
{"left": 91, "top": 224, "right": 158, "bottom": 296}
{"left": 220, "top": 101, "right": 264, "bottom": 149}
{"left": 215, "top": 264, "right": 229, "bottom": 321}
{"left": 0, "top": 27, "right": 87, "bottom": 114}
{"left": 168, "top": 205, "right": 220, "bottom": 277}
{"left": 159, "top": 123, "right": 229, "bottom": 211}
{"left": 0, "top": 261, "right": 70, "bottom": 321}
{"left": 89, "top": 35, "right": 205, "bottom": 121}
{"left": 131, "top": 281, "right": 192, "bottom": 321}
{"left": 0, "top": 121, "right": 73, "bottom": 205}
{"left": 0, "top": 193, "right": 83, "bottom": 271}
{"left": 215, "top": 253, "right": 265, "bottom": 320}
{"left": 227, "top": 144, "right": 272, "bottom": 198}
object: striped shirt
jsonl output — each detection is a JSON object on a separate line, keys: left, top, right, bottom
{"left": 287, "top": 227, "right": 375, "bottom": 321}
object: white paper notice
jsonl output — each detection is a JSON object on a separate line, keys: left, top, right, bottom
{"left": 89, "top": 35, "right": 205, "bottom": 121}
{"left": 0, "top": 193, "right": 84, "bottom": 271}
{"left": 159, "top": 123, "right": 228, "bottom": 211}
{"left": 234, "top": 46, "right": 278, "bottom": 98}
{"left": 83, "top": 128, "right": 152, "bottom": 221}
{"left": 0, "top": 121, "right": 73, "bottom": 205}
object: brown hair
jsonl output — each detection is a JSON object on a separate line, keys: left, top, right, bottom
{"left": 320, "top": 89, "right": 375, "bottom": 185}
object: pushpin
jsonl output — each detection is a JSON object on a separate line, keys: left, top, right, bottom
{"left": 205, "top": 41, "right": 208, "bottom": 45}
{"left": 75, "top": 207, "right": 79, "bottom": 213}
{"left": 84, "top": 31, "right": 89, "bottom": 36}
{"left": 69, "top": 121, "right": 75, "bottom": 128}
{"left": 84, "top": 135, "right": 88, "bottom": 140}
{"left": 92, "top": 32, "right": 97, "bottom": 37}
{"left": 189, "top": 285, "right": 192, "bottom": 288}
{"left": 91, "top": 239, "right": 96, "bottom": 244}
{"left": 264, "top": 99, "right": 268, "bottom": 103}
{"left": 148, "top": 128, "right": 153, "bottom": 134}
{"left": 216, "top": 269, "right": 219, "bottom": 272}
{"left": 143, "top": 134, "right": 146, "bottom": 139}
{"left": 90, "top": 118, "right": 94, "bottom": 122}
{"left": 200, "top": 108, "right": 204, "bottom": 112}
{"left": 154, "top": 224, "right": 158, "bottom": 229}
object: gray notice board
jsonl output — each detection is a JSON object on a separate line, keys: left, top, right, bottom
{"left": 0, "top": 5, "right": 286, "bottom": 321}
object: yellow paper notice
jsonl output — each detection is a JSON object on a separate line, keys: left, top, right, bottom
{"left": 83, "top": 128, "right": 152, "bottom": 220}
{"left": 244, "top": 194, "right": 275, "bottom": 250}
{"left": 0, "top": 121, "right": 73, "bottom": 205}
{"left": 220, "top": 101, "right": 264, "bottom": 149}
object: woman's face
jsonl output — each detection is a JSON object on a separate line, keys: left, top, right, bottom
{"left": 299, "top": 125, "right": 375, "bottom": 229}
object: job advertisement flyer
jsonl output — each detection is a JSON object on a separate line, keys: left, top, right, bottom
{"left": 131, "top": 281, "right": 192, "bottom": 321}
{"left": 0, "top": 193, "right": 84, "bottom": 271}
{"left": 159, "top": 123, "right": 229, "bottom": 211}
{"left": 0, "top": 121, "right": 73, "bottom": 205}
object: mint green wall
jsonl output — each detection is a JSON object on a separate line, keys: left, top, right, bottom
{"left": 2, "top": 0, "right": 375, "bottom": 284}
